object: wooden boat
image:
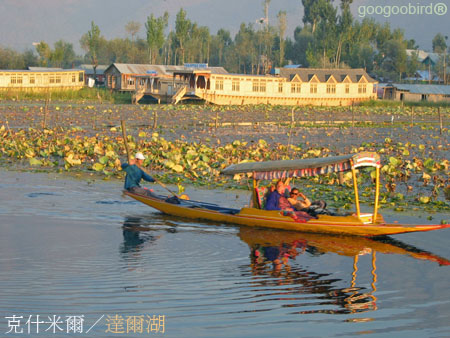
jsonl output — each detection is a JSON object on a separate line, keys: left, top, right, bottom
{"left": 124, "top": 152, "right": 450, "bottom": 237}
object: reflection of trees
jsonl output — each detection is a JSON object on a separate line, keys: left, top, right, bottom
{"left": 247, "top": 241, "right": 377, "bottom": 315}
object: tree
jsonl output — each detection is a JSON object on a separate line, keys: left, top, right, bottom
{"left": 22, "top": 49, "right": 39, "bottom": 68}
{"left": 145, "top": 12, "right": 169, "bottom": 64}
{"left": 80, "top": 21, "right": 101, "bottom": 82}
{"left": 335, "top": 0, "right": 353, "bottom": 67}
{"left": 302, "top": 0, "right": 334, "bottom": 33}
{"left": 175, "top": 8, "right": 192, "bottom": 64}
{"left": 406, "top": 50, "right": 420, "bottom": 79}
{"left": 210, "top": 29, "right": 232, "bottom": 66}
{"left": 406, "top": 39, "right": 418, "bottom": 49}
{"left": 234, "top": 23, "right": 256, "bottom": 73}
{"left": 277, "top": 11, "right": 287, "bottom": 66}
{"left": 263, "top": 0, "right": 270, "bottom": 26}
{"left": 382, "top": 39, "right": 407, "bottom": 80}
{"left": 51, "top": 40, "right": 75, "bottom": 68}
{"left": 125, "top": 21, "right": 141, "bottom": 42}
{"left": 432, "top": 33, "right": 447, "bottom": 53}
{"left": 0, "top": 46, "right": 27, "bottom": 69}
{"left": 36, "top": 41, "right": 51, "bottom": 67}
{"left": 285, "top": 26, "right": 314, "bottom": 66}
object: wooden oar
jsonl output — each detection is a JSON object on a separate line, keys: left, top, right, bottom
{"left": 121, "top": 120, "right": 179, "bottom": 198}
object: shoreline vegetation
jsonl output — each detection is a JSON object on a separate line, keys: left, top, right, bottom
{"left": 0, "top": 99, "right": 448, "bottom": 222}
{"left": 1, "top": 88, "right": 450, "bottom": 108}
{"left": 0, "top": 88, "right": 132, "bottom": 104}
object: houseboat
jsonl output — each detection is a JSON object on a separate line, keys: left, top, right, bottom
{"left": 171, "top": 67, "right": 377, "bottom": 106}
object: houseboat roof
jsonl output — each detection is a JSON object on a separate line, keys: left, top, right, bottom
{"left": 1, "top": 68, "right": 83, "bottom": 73}
{"left": 278, "top": 68, "right": 377, "bottom": 83}
{"left": 386, "top": 83, "right": 450, "bottom": 95}
{"left": 106, "top": 63, "right": 229, "bottom": 77}
{"left": 172, "top": 67, "right": 229, "bottom": 75}
{"left": 105, "top": 63, "right": 174, "bottom": 76}
{"left": 77, "top": 64, "right": 108, "bottom": 75}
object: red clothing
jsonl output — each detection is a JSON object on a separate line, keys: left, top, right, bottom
{"left": 279, "top": 196, "right": 294, "bottom": 211}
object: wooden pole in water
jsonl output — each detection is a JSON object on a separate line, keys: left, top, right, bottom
{"left": 121, "top": 120, "right": 131, "bottom": 163}
{"left": 351, "top": 101, "right": 355, "bottom": 128}
{"left": 153, "top": 110, "right": 158, "bottom": 129}
{"left": 438, "top": 107, "right": 443, "bottom": 135}
{"left": 215, "top": 109, "right": 218, "bottom": 129}
{"left": 43, "top": 97, "right": 49, "bottom": 129}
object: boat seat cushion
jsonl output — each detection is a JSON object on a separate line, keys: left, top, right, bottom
{"left": 255, "top": 186, "right": 268, "bottom": 209}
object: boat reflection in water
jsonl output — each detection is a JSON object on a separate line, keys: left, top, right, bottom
{"left": 238, "top": 227, "right": 450, "bottom": 316}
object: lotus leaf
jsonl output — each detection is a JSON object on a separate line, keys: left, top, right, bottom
{"left": 419, "top": 196, "right": 430, "bottom": 204}
{"left": 92, "top": 163, "right": 105, "bottom": 171}
{"left": 29, "top": 158, "right": 42, "bottom": 166}
{"left": 99, "top": 156, "right": 109, "bottom": 165}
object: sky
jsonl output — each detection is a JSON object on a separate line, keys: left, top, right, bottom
{"left": 0, "top": 0, "right": 448, "bottom": 55}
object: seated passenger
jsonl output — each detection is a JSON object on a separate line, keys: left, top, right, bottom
{"left": 288, "top": 188, "right": 327, "bottom": 212}
{"left": 265, "top": 181, "right": 294, "bottom": 211}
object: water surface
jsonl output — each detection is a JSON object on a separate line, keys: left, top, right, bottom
{"left": 1, "top": 170, "right": 449, "bottom": 337}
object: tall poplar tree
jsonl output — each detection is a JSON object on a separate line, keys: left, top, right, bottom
{"left": 146, "top": 12, "right": 169, "bottom": 64}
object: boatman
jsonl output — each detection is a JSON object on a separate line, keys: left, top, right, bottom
{"left": 121, "top": 152, "right": 156, "bottom": 196}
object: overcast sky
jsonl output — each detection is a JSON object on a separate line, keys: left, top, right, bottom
{"left": 0, "top": 0, "right": 448, "bottom": 54}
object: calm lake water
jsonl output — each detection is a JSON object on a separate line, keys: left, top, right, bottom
{"left": 1, "top": 169, "right": 450, "bottom": 337}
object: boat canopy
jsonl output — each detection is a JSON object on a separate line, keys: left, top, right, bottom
{"left": 221, "top": 152, "right": 381, "bottom": 180}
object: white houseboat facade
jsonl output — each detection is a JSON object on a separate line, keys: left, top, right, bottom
{"left": 0, "top": 69, "right": 85, "bottom": 91}
{"left": 172, "top": 67, "right": 377, "bottom": 106}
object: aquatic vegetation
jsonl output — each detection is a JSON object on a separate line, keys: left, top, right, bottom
{"left": 0, "top": 103, "right": 448, "bottom": 214}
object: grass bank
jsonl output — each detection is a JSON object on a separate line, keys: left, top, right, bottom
{"left": 360, "top": 99, "right": 450, "bottom": 108}
{"left": 0, "top": 88, "right": 131, "bottom": 104}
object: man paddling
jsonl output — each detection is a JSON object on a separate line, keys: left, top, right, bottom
{"left": 121, "top": 152, "right": 156, "bottom": 196}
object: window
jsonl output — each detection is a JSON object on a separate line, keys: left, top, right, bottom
{"left": 215, "top": 77, "right": 223, "bottom": 90}
{"left": 278, "top": 82, "right": 283, "bottom": 93}
{"left": 326, "top": 84, "right": 336, "bottom": 94}
{"left": 56, "top": 75, "right": 61, "bottom": 84}
{"left": 10, "top": 75, "right": 17, "bottom": 84}
{"left": 358, "top": 84, "right": 367, "bottom": 94}
{"left": 79, "top": 72, "right": 84, "bottom": 83}
{"left": 252, "top": 79, "right": 259, "bottom": 92}
{"left": 345, "top": 84, "right": 350, "bottom": 94}
{"left": 29, "top": 76, "right": 35, "bottom": 84}
{"left": 259, "top": 80, "right": 266, "bottom": 92}
{"left": 49, "top": 75, "right": 55, "bottom": 84}
{"left": 72, "top": 74, "right": 76, "bottom": 83}
{"left": 310, "top": 83, "right": 317, "bottom": 94}
{"left": 291, "top": 83, "right": 301, "bottom": 93}
{"left": 232, "top": 79, "right": 240, "bottom": 92}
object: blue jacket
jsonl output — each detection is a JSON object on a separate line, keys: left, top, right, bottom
{"left": 121, "top": 163, "right": 155, "bottom": 190}
{"left": 265, "top": 191, "right": 281, "bottom": 210}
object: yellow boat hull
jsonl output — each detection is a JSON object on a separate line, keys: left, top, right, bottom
{"left": 124, "top": 191, "right": 450, "bottom": 237}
